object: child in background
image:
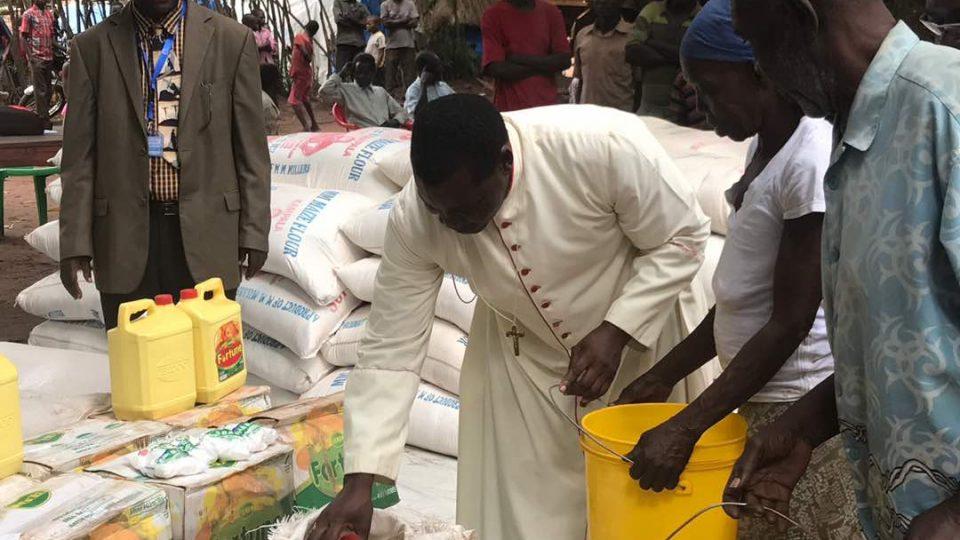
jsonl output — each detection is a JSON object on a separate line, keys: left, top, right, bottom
{"left": 404, "top": 51, "right": 455, "bottom": 119}
{"left": 364, "top": 19, "right": 387, "bottom": 86}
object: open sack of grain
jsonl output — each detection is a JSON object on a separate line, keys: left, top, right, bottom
{"left": 269, "top": 508, "right": 473, "bottom": 540}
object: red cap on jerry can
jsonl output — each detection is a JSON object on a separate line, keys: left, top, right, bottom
{"left": 180, "top": 289, "right": 198, "bottom": 300}
{"left": 154, "top": 294, "right": 174, "bottom": 306}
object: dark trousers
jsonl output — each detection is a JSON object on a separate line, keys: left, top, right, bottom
{"left": 335, "top": 44, "right": 362, "bottom": 73}
{"left": 384, "top": 47, "right": 416, "bottom": 97}
{"left": 100, "top": 202, "right": 236, "bottom": 329}
{"left": 30, "top": 59, "right": 53, "bottom": 124}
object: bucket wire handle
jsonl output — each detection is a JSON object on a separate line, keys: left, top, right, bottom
{"left": 664, "top": 502, "right": 804, "bottom": 540}
{"left": 546, "top": 384, "right": 810, "bottom": 539}
{"left": 547, "top": 384, "right": 634, "bottom": 464}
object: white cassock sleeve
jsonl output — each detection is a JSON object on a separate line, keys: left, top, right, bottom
{"left": 343, "top": 210, "right": 443, "bottom": 481}
{"left": 603, "top": 132, "right": 711, "bottom": 349}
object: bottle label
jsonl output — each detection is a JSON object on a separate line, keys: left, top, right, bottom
{"left": 215, "top": 320, "right": 245, "bottom": 381}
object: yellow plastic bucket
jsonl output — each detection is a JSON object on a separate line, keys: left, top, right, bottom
{"left": 579, "top": 404, "right": 747, "bottom": 540}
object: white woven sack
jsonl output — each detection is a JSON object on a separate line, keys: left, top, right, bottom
{"left": 243, "top": 325, "right": 336, "bottom": 394}
{"left": 321, "top": 305, "right": 371, "bottom": 367}
{"left": 24, "top": 220, "right": 60, "bottom": 261}
{"left": 303, "top": 369, "right": 460, "bottom": 457}
{"left": 334, "top": 257, "right": 379, "bottom": 300}
{"left": 336, "top": 257, "right": 476, "bottom": 333}
{"left": 46, "top": 178, "right": 62, "bottom": 206}
{"left": 236, "top": 272, "right": 360, "bottom": 358}
{"left": 322, "top": 306, "right": 467, "bottom": 395}
{"left": 267, "top": 128, "right": 408, "bottom": 200}
{"left": 340, "top": 197, "right": 395, "bottom": 255}
{"left": 0, "top": 342, "right": 110, "bottom": 396}
{"left": 371, "top": 141, "right": 412, "bottom": 188}
{"left": 642, "top": 116, "right": 748, "bottom": 236}
{"left": 17, "top": 272, "right": 102, "bottom": 322}
{"left": 264, "top": 184, "right": 373, "bottom": 305}
{"left": 28, "top": 320, "right": 107, "bottom": 354}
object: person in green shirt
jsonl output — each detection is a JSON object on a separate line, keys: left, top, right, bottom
{"left": 625, "top": 0, "right": 698, "bottom": 118}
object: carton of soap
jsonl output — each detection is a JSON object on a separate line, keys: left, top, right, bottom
{"left": 249, "top": 392, "right": 400, "bottom": 510}
{"left": 159, "top": 385, "right": 272, "bottom": 429}
{"left": 22, "top": 418, "right": 170, "bottom": 479}
{"left": 90, "top": 440, "right": 294, "bottom": 540}
{"left": 0, "top": 472, "right": 172, "bottom": 539}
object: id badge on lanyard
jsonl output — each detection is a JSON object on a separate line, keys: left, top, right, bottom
{"left": 141, "top": 3, "right": 183, "bottom": 157}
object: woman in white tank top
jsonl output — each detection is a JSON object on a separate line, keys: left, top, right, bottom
{"left": 615, "top": 1, "right": 860, "bottom": 538}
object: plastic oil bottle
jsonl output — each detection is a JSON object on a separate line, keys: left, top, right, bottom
{"left": 178, "top": 278, "right": 247, "bottom": 404}
{"left": 108, "top": 294, "right": 197, "bottom": 420}
{"left": 0, "top": 354, "right": 23, "bottom": 479}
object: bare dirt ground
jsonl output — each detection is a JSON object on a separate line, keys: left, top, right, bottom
{"left": 0, "top": 180, "right": 59, "bottom": 343}
{"left": 0, "top": 100, "right": 341, "bottom": 343}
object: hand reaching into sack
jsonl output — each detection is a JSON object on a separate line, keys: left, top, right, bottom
{"left": 308, "top": 473, "right": 375, "bottom": 540}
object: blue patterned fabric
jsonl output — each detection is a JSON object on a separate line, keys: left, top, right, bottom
{"left": 679, "top": 0, "right": 754, "bottom": 63}
{"left": 823, "top": 22, "right": 960, "bottom": 539}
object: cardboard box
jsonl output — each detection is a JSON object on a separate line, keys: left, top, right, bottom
{"left": 22, "top": 419, "right": 171, "bottom": 479}
{"left": 0, "top": 472, "right": 172, "bottom": 539}
{"left": 90, "top": 440, "right": 295, "bottom": 540}
{"left": 0, "top": 474, "right": 39, "bottom": 506}
{"left": 158, "top": 386, "right": 273, "bottom": 429}
{"left": 250, "top": 392, "right": 400, "bottom": 510}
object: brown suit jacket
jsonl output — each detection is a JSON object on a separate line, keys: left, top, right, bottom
{"left": 60, "top": 2, "right": 270, "bottom": 294}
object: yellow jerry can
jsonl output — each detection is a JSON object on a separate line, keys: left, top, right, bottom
{"left": 0, "top": 354, "right": 23, "bottom": 479}
{"left": 178, "top": 278, "right": 247, "bottom": 404}
{"left": 108, "top": 295, "right": 197, "bottom": 420}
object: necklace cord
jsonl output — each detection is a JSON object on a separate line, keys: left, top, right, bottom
{"left": 450, "top": 274, "right": 478, "bottom": 305}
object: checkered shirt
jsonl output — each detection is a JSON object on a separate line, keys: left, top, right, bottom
{"left": 133, "top": 0, "right": 184, "bottom": 201}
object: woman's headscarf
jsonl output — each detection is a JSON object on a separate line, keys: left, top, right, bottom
{"left": 680, "top": 0, "right": 755, "bottom": 63}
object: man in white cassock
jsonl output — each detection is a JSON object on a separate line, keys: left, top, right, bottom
{"left": 309, "top": 95, "right": 719, "bottom": 540}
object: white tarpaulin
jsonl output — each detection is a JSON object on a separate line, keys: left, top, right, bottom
{"left": 285, "top": 0, "right": 336, "bottom": 79}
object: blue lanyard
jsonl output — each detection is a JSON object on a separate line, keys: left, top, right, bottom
{"left": 139, "top": 2, "right": 185, "bottom": 130}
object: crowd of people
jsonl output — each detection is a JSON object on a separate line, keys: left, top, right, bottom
{"left": 37, "top": 0, "right": 960, "bottom": 538}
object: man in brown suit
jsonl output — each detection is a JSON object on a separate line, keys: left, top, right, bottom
{"left": 59, "top": 0, "right": 270, "bottom": 329}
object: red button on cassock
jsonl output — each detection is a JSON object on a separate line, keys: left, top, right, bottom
{"left": 530, "top": 285, "right": 541, "bottom": 293}
{"left": 552, "top": 321, "right": 562, "bottom": 328}
{"left": 511, "top": 244, "right": 520, "bottom": 251}
{"left": 520, "top": 269, "right": 531, "bottom": 276}
{"left": 562, "top": 332, "right": 571, "bottom": 339}
{"left": 541, "top": 302, "right": 551, "bottom": 309}
{"left": 501, "top": 221, "right": 512, "bottom": 229}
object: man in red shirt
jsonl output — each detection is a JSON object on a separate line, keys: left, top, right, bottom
{"left": 19, "top": 0, "right": 56, "bottom": 126}
{"left": 289, "top": 20, "right": 320, "bottom": 131}
{"left": 481, "top": 0, "right": 571, "bottom": 111}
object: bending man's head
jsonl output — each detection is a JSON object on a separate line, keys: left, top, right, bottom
{"left": 305, "top": 20, "right": 320, "bottom": 37}
{"left": 410, "top": 95, "right": 512, "bottom": 235}
{"left": 731, "top": 0, "right": 893, "bottom": 120}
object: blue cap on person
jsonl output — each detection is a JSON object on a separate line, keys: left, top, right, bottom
{"left": 680, "top": 0, "right": 755, "bottom": 63}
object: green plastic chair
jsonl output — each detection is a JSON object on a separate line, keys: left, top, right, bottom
{"left": 0, "top": 166, "right": 58, "bottom": 237}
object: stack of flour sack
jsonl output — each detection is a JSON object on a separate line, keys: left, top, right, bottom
{"left": 16, "top": 128, "right": 464, "bottom": 458}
